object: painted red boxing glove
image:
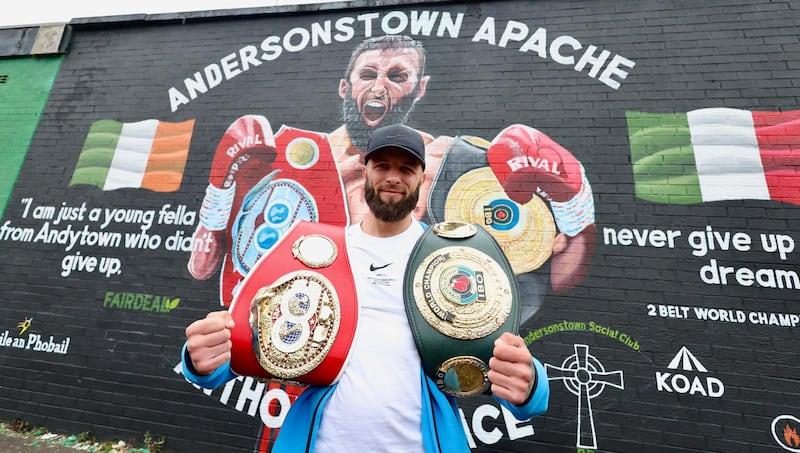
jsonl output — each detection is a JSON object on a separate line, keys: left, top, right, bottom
{"left": 487, "top": 124, "right": 594, "bottom": 237}
{"left": 207, "top": 115, "right": 276, "bottom": 189}
{"left": 189, "top": 115, "right": 277, "bottom": 281}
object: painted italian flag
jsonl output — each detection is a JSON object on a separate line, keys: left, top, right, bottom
{"left": 626, "top": 107, "right": 800, "bottom": 205}
{"left": 70, "top": 118, "right": 195, "bottom": 192}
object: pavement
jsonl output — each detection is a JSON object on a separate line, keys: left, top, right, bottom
{"left": 0, "top": 426, "right": 137, "bottom": 452}
{"left": 0, "top": 431, "right": 87, "bottom": 452}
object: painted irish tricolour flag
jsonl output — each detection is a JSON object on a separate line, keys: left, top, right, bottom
{"left": 626, "top": 108, "right": 800, "bottom": 206}
{"left": 70, "top": 119, "right": 195, "bottom": 192}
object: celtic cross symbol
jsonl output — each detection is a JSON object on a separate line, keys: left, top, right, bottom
{"left": 546, "top": 344, "right": 624, "bottom": 449}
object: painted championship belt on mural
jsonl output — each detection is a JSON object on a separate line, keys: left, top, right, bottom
{"left": 404, "top": 221, "right": 520, "bottom": 397}
{"left": 428, "top": 136, "right": 555, "bottom": 274}
{"left": 228, "top": 220, "right": 357, "bottom": 386}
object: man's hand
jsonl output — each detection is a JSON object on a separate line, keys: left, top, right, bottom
{"left": 488, "top": 332, "right": 535, "bottom": 405}
{"left": 185, "top": 311, "right": 235, "bottom": 375}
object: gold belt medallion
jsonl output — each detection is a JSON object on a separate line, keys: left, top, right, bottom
{"left": 292, "top": 234, "right": 337, "bottom": 268}
{"left": 444, "top": 167, "right": 556, "bottom": 273}
{"left": 250, "top": 270, "right": 340, "bottom": 379}
{"left": 410, "top": 245, "right": 513, "bottom": 340}
{"left": 436, "top": 356, "right": 491, "bottom": 397}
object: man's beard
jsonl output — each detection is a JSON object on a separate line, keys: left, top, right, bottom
{"left": 364, "top": 177, "right": 421, "bottom": 222}
{"left": 341, "top": 88, "right": 419, "bottom": 150}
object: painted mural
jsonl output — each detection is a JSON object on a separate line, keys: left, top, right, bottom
{"left": 0, "top": 1, "right": 798, "bottom": 452}
{"left": 0, "top": 56, "right": 63, "bottom": 219}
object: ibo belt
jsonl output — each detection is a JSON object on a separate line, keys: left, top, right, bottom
{"left": 404, "top": 221, "right": 520, "bottom": 397}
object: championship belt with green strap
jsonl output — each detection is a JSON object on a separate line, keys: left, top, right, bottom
{"left": 404, "top": 221, "right": 520, "bottom": 397}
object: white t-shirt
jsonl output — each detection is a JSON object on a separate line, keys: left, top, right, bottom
{"left": 315, "top": 221, "right": 425, "bottom": 453}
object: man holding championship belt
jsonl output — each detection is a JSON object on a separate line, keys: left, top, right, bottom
{"left": 182, "top": 124, "right": 550, "bottom": 452}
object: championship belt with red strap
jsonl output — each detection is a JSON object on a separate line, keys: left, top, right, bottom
{"left": 404, "top": 221, "right": 520, "bottom": 397}
{"left": 228, "top": 220, "right": 357, "bottom": 386}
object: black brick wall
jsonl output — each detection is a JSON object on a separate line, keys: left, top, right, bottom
{"left": 1, "top": 1, "right": 798, "bottom": 452}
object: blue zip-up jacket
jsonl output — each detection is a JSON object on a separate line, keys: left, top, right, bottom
{"left": 181, "top": 345, "right": 549, "bottom": 452}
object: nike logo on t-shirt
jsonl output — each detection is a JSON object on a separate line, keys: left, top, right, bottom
{"left": 370, "top": 263, "right": 392, "bottom": 271}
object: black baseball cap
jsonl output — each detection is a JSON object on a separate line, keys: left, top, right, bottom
{"left": 365, "top": 124, "right": 426, "bottom": 170}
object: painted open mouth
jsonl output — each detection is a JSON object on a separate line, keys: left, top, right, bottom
{"left": 362, "top": 100, "right": 388, "bottom": 126}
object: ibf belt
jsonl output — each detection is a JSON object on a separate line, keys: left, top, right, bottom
{"left": 404, "top": 221, "right": 520, "bottom": 397}
{"left": 228, "top": 220, "right": 357, "bottom": 386}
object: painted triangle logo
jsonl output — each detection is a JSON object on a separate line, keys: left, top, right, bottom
{"left": 666, "top": 346, "right": 708, "bottom": 372}
{"left": 656, "top": 346, "right": 724, "bottom": 397}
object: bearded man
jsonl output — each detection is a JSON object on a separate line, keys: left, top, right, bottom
{"left": 182, "top": 123, "right": 550, "bottom": 453}
{"left": 183, "top": 33, "right": 595, "bottom": 453}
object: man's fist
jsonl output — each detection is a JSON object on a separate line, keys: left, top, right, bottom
{"left": 185, "top": 311, "right": 235, "bottom": 375}
{"left": 488, "top": 332, "right": 535, "bottom": 405}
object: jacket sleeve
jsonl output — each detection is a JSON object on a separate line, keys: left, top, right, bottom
{"left": 495, "top": 356, "right": 549, "bottom": 420}
{"left": 180, "top": 341, "right": 238, "bottom": 389}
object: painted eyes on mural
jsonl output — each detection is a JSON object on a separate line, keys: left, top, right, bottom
{"left": 358, "top": 68, "right": 410, "bottom": 84}
{"left": 358, "top": 69, "right": 378, "bottom": 81}
{"left": 387, "top": 70, "right": 410, "bottom": 83}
